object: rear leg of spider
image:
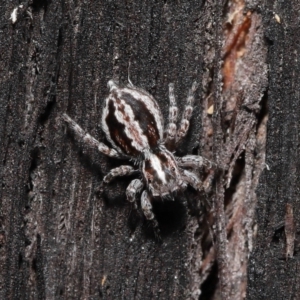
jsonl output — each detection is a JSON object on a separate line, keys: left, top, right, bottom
{"left": 62, "top": 113, "right": 123, "bottom": 158}
{"left": 176, "top": 81, "right": 198, "bottom": 145}
{"left": 164, "top": 83, "right": 178, "bottom": 149}
{"left": 141, "top": 190, "right": 162, "bottom": 242}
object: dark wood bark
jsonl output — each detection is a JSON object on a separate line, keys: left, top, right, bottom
{"left": 247, "top": 1, "right": 300, "bottom": 299}
{"left": 0, "top": 0, "right": 296, "bottom": 299}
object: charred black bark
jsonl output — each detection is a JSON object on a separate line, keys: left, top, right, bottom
{"left": 247, "top": 1, "right": 300, "bottom": 299}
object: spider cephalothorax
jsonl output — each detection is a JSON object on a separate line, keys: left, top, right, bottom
{"left": 63, "top": 79, "right": 214, "bottom": 235}
{"left": 142, "top": 147, "right": 184, "bottom": 198}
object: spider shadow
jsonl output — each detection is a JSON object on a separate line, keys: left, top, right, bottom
{"left": 143, "top": 195, "right": 189, "bottom": 239}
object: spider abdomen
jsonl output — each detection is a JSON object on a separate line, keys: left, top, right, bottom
{"left": 101, "top": 80, "right": 164, "bottom": 157}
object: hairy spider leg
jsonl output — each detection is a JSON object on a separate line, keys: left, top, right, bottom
{"left": 141, "top": 190, "right": 161, "bottom": 240}
{"left": 181, "top": 169, "right": 203, "bottom": 191}
{"left": 176, "top": 155, "right": 217, "bottom": 170}
{"left": 103, "top": 165, "right": 138, "bottom": 183}
{"left": 62, "top": 114, "right": 123, "bottom": 158}
{"left": 126, "top": 179, "right": 144, "bottom": 210}
{"left": 164, "top": 83, "right": 178, "bottom": 149}
{"left": 176, "top": 81, "right": 198, "bottom": 144}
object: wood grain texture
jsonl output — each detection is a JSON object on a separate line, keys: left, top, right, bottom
{"left": 247, "top": 1, "right": 300, "bottom": 299}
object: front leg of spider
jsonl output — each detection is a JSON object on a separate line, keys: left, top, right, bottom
{"left": 103, "top": 165, "right": 137, "bottom": 183}
{"left": 179, "top": 154, "right": 219, "bottom": 191}
{"left": 141, "top": 190, "right": 161, "bottom": 241}
{"left": 181, "top": 169, "right": 203, "bottom": 191}
{"left": 176, "top": 155, "right": 217, "bottom": 170}
{"left": 126, "top": 179, "right": 144, "bottom": 210}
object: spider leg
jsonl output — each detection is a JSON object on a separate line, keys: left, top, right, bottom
{"left": 103, "top": 165, "right": 138, "bottom": 183}
{"left": 126, "top": 179, "right": 144, "bottom": 210}
{"left": 176, "top": 81, "right": 198, "bottom": 144}
{"left": 141, "top": 190, "right": 161, "bottom": 240}
{"left": 62, "top": 113, "right": 123, "bottom": 158}
{"left": 181, "top": 167, "right": 215, "bottom": 193}
{"left": 176, "top": 155, "right": 217, "bottom": 170}
{"left": 181, "top": 169, "right": 203, "bottom": 191}
{"left": 141, "top": 190, "right": 155, "bottom": 220}
{"left": 178, "top": 155, "right": 217, "bottom": 193}
{"left": 164, "top": 83, "right": 178, "bottom": 149}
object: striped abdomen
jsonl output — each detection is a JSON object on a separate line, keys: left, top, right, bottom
{"left": 101, "top": 81, "right": 164, "bottom": 157}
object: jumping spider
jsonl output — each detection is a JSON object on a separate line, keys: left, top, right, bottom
{"left": 63, "top": 80, "right": 215, "bottom": 237}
